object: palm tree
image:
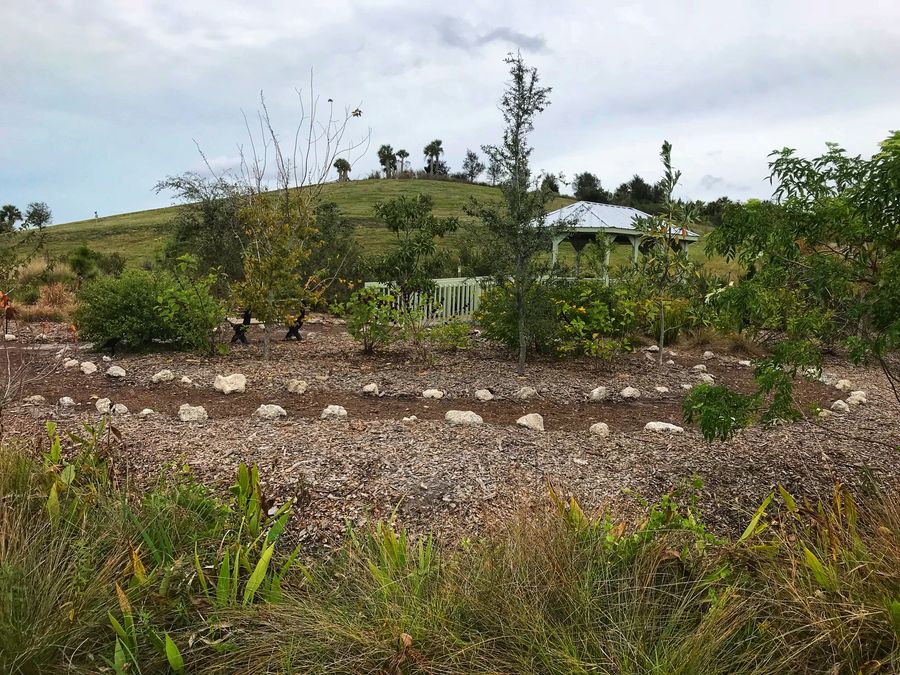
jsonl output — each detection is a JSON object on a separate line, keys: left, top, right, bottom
{"left": 0, "top": 204, "right": 22, "bottom": 233}
{"left": 377, "top": 144, "right": 397, "bottom": 178}
{"left": 396, "top": 149, "right": 409, "bottom": 176}
{"left": 333, "top": 158, "right": 351, "bottom": 182}
{"left": 423, "top": 139, "right": 444, "bottom": 175}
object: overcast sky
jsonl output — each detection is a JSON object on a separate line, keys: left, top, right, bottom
{"left": 3, "top": 0, "right": 899, "bottom": 224}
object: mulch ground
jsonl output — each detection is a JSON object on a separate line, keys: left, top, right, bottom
{"left": 3, "top": 318, "right": 898, "bottom": 549}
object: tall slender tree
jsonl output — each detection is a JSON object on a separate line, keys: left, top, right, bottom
{"left": 462, "top": 149, "right": 486, "bottom": 182}
{"left": 423, "top": 139, "right": 444, "bottom": 175}
{"left": 333, "top": 158, "right": 351, "bottom": 181}
{"left": 377, "top": 144, "right": 397, "bottom": 178}
{"left": 396, "top": 149, "right": 409, "bottom": 175}
{"left": 467, "top": 52, "right": 555, "bottom": 374}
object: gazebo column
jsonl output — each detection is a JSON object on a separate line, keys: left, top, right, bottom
{"left": 603, "top": 235, "right": 612, "bottom": 286}
{"left": 550, "top": 234, "right": 568, "bottom": 267}
{"left": 630, "top": 235, "right": 640, "bottom": 266}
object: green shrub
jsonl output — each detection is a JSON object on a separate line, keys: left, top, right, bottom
{"left": 475, "top": 281, "right": 560, "bottom": 354}
{"left": 345, "top": 287, "right": 398, "bottom": 354}
{"left": 75, "top": 269, "right": 172, "bottom": 349}
{"left": 428, "top": 317, "right": 472, "bottom": 350}
{"left": 155, "top": 255, "right": 224, "bottom": 354}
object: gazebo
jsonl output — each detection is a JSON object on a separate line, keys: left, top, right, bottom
{"left": 544, "top": 201, "right": 700, "bottom": 273}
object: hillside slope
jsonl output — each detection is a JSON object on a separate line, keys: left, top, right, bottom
{"left": 45, "top": 179, "right": 576, "bottom": 265}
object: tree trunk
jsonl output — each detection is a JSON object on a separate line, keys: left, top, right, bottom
{"left": 658, "top": 298, "right": 665, "bottom": 367}
{"left": 516, "top": 256, "right": 526, "bottom": 376}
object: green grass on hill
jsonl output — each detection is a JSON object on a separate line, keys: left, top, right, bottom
{"left": 45, "top": 178, "right": 738, "bottom": 275}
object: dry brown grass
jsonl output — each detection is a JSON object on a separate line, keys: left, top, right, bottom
{"left": 679, "top": 328, "right": 765, "bottom": 357}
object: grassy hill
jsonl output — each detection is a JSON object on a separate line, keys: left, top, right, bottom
{"left": 45, "top": 178, "right": 735, "bottom": 274}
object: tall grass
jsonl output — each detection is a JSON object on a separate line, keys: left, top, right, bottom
{"left": 1, "top": 425, "right": 897, "bottom": 674}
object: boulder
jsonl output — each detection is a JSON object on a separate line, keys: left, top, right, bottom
{"left": 111, "top": 403, "right": 129, "bottom": 415}
{"left": 702, "top": 350, "right": 715, "bottom": 360}
{"left": 106, "top": 365, "right": 126, "bottom": 379}
{"left": 620, "top": 387, "right": 641, "bottom": 400}
{"left": 474, "top": 388, "right": 494, "bottom": 402}
{"left": 180, "top": 376, "right": 193, "bottom": 385}
{"left": 834, "top": 379, "right": 853, "bottom": 392}
{"left": 286, "top": 379, "right": 308, "bottom": 394}
{"left": 80, "top": 361, "right": 98, "bottom": 375}
{"left": 847, "top": 390, "right": 868, "bottom": 405}
{"left": 321, "top": 405, "right": 348, "bottom": 419}
{"left": 4, "top": 334, "right": 17, "bottom": 342}
{"left": 58, "top": 396, "right": 76, "bottom": 408}
{"left": 402, "top": 415, "right": 418, "bottom": 422}
{"left": 646, "top": 345, "right": 660, "bottom": 353}
{"left": 691, "top": 364, "right": 707, "bottom": 373}
{"left": 818, "top": 372, "right": 840, "bottom": 386}
{"left": 96, "top": 398, "right": 112, "bottom": 414}
{"left": 589, "top": 422, "right": 610, "bottom": 437}
{"left": 590, "top": 386, "right": 609, "bottom": 402}
{"left": 139, "top": 408, "right": 154, "bottom": 417}
{"left": 516, "top": 413, "right": 544, "bottom": 431}
{"left": 23, "top": 394, "right": 46, "bottom": 405}
{"left": 445, "top": 410, "right": 483, "bottom": 426}
{"left": 63, "top": 358, "right": 80, "bottom": 369}
{"left": 654, "top": 386, "right": 670, "bottom": 393}
{"left": 102, "top": 356, "right": 112, "bottom": 362}
{"left": 697, "top": 373, "right": 716, "bottom": 385}
{"left": 644, "top": 421, "right": 685, "bottom": 433}
{"left": 422, "top": 389, "right": 445, "bottom": 399}
{"left": 362, "top": 383, "right": 380, "bottom": 396}
{"left": 214, "top": 373, "right": 246, "bottom": 395}
{"left": 151, "top": 369, "right": 175, "bottom": 383}
{"left": 830, "top": 400, "right": 850, "bottom": 413}
{"left": 256, "top": 404, "right": 287, "bottom": 420}
{"left": 515, "top": 386, "right": 538, "bottom": 400}
{"left": 665, "top": 359, "right": 675, "bottom": 366}
{"left": 178, "top": 404, "right": 208, "bottom": 422}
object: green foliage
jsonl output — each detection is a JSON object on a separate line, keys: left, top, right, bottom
{"left": 0, "top": 204, "right": 23, "bottom": 233}
{"left": 345, "top": 287, "right": 398, "bottom": 354}
{"left": 427, "top": 317, "right": 472, "bottom": 350}
{"left": 155, "top": 254, "right": 225, "bottom": 354}
{"left": 572, "top": 171, "right": 611, "bottom": 202}
{"left": 476, "top": 281, "right": 559, "bottom": 354}
{"left": 683, "top": 384, "right": 757, "bottom": 441}
{"left": 68, "top": 244, "right": 99, "bottom": 282}
{"left": 462, "top": 149, "right": 485, "bottom": 182}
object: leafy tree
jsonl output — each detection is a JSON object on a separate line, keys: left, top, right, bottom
{"left": 462, "top": 149, "right": 485, "bottom": 182}
{"left": 23, "top": 202, "right": 52, "bottom": 229}
{"left": 633, "top": 141, "right": 697, "bottom": 366}
{"left": 309, "top": 201, "right": 361, "bottom": 303}
{"left": 695, "top": 133, "right": 900, "bottom": 439}
{"left": 396, "top": 149, "right": 409, "bottom": 175}
{"left": 467, "top": 52, "right": 555, "bottom": 375}
{"left": 572, "top": 172, "right": 610, "bottom": 202}
{"left": 155, "top": 172, "right": 246, "bottom": 281}
{"left": 540, "top": 174, "right": 560, "bottom": 195}
{"left": 423, "top": 139, "right": 445, "bottom": 175}
{"left": 68, "top": 244, "right": 99, "bottom": 286}
{"left": 377, "top": 144, "right": 397, "bottom": 178}
{"left": 486, "top": 155, "right": 505, "bottom": 186}
{"left": 374, "top": 194, "right": 457, "bottom": 303}
{"left": 333, "top": 158, "right": 351, "bottom": 181}
{"left": 0, "top": 205, "right": 22, "bottom": 233}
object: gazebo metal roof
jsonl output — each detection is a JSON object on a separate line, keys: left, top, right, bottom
{"left": 545, "top": 201, "right": 700, "bottom": 240}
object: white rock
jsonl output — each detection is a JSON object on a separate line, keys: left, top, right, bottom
{"left": 214, "top": 373, "right": 246, "bottom": 395}
{"left": 445, "top": 410, "right": 483, "bottom": 426}
{"left": 703, "top": 350, "right": 715, "bottom": 360}
{"left": 818, "top": 372, "right": 840, "bottom": 386}
{"left": 286, "top": 379, "right": 308, "bottom": 394}
{"left": 646, "top": 345, "right": 660, "bottom": 353}
{"left": 96, "top": 397, "right": 112, "bottom": 414}
{"left": 102, "top": 355, "right": 112, "bottom": 362}
{"left": 681, "top": 383, "right": 693, "bottom": 390}
{"left": 256, "top": 404, "right": 287, "bottom": 420}
{"left": 106, "top": 365, "right": 126, "bottom": 379}
{"left": 620, "top": 387, "right": 641, "bottom": 399}
{"left": 589, "top": 386, "right": 609, "bottom": 402}
{"left": 835, "top": 379, "right": 853, "bottom": 392}
{"left": 516, "top": 413, "right": 544, "bottom": 431}
{"left": 474, "top": 388, "right": 494, "bottom": 401}
{"left": 362, "top": 382, "right": 380, "bottom": 396}
{"left": 666, "top": 359, "right": 675, "bottom": 366}
{"left": 817, "top": 409, "right": 832, "bottom": 419}
{"left": 4, "top": 334, "right": 17, "bottom": 342}
{"left": 321, "top": 404, "right": 348, "bottom": 419}
{"left": 139, "top": 408, "right": 154, "bottom": 417}
{"left": 58, "top": 396, "right": 76, "bottom": 408}
{"left": 655, "top": 386, "right": 670, "bottom": 393}
{"left": 644, "top": 421, "right": 685, "bottom": 433}
{"left": 698, "top": 373, "right": 716, "bottom": 385}
{"left": 178, "top": 404, "right": 208, "bottom": 422}
{"left": 402, "top": 415, "right": 418, "bottom": 422}
{"left": 847, "top": 391, "right": 867, "bottom": 405}
{"left": 24, "top": 394, "right": 46, "bottom": 405}
{"left": 80, "top": 361, "right": 98, "bottom": 375}
{"left": 422, "top": 388, "right": 445, "bottom": 399}
{"left": 151, "top": 369, "right": 175, "bottom": 383}
{"left": 35, "top": 333, "right": 48, "bottom": 342}
{"left": 515, "top": 386, "right": 538, "bottom": 400}
{"left": 691, "top": 364, "right": 707, "bottom": 373}
{"left": 180, "top": 376, "right": 193, "bottom": 385}
{"left": 830, "top": 400, "right": 850, "bottom": 413}
{"left": 111, "top": 403, "right": 129, "bottom": 415}
{"left": 63, "top": 358, "right": 80, "bottom": 369}
{"left": 738, "top": 359, "right": 752, "bottom": 367}
{"left": 589, "top": 422, "right": 610, "bottom": 437}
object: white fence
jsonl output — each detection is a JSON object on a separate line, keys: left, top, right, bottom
{"left": 363, "top": 277, "right": 488, "bottom": 321}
